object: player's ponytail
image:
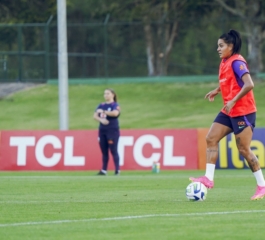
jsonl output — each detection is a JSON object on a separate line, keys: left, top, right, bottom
{"left": 113, "top": 93, "right": 117, "bottom": 102}
{"left": 106, "top": 88, "right": 118, "bottom": 102}
{"left": 219, "top": 29, "right": 242, "bottom": 54}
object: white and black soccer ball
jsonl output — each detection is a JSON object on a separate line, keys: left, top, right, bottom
{"left": 186, "top": 182, "right": 207, "bottom": 201}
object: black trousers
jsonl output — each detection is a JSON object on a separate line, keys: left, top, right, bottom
{"left": 98, "top": 128, "right": 120, "bottom": 172}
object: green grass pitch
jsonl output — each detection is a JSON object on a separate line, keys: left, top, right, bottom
{"left": 1, "top": 170, "right": 265, "bottom": 239}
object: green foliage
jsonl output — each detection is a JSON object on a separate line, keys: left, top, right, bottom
{"left": 65, "top": 0, "right": 216, "bottom": 76}
{"left": 0, "top": 1, "right": 261, "bottom": 79}
{"left": 1, "top": 170, "right": 265, "bottom": 239}
{"left": 0, "top": 0, "right": 56, "bottom": 79}
{"left": 0, "top": 0, "right": 56, "bottom": 23}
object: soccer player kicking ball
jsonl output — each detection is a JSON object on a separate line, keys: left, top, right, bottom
{"left": 190, "top": 29, "right": 265, "bottom": 200}
{"left": 93, "top": 88, "right": 121, "bottom": 176}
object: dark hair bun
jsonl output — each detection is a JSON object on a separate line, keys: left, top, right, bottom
{"left": 219, "top": 29, "right": 242, "bottom": 54}
{"left": 228, "top": 29, "right": 241, "bottom": 39}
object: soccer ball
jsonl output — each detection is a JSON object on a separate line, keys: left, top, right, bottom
{"left": 186, "top": 182, "right": 207, "bottom": 201}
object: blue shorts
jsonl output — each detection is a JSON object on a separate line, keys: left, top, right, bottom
{"left": 214, "top": 112, "right": 256, "bottom": 135}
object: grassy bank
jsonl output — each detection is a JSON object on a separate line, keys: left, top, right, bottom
{"left": 0, "top": 82, "right": 265, "bottom": 130}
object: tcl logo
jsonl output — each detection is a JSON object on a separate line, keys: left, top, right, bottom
{"left": 1, "top": 129, "right": 197, "bottom": 170}
{"left": 119, "top": 134, "right": 185, "bottom": 167}
{"left": 9, "top": 134, "right": 185, "bottom": 168}
{"left": 10, "top": 135, "right": 85, "bottom": 167}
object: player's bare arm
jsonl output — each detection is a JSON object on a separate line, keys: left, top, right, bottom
{"left": 205, "top": 87, "right": 221, "bottom": 102}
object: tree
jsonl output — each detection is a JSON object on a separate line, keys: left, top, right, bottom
{"left": 141, "top": 0, "right": 186, "bottom": 76}
{"left": 113, "top": 0, "right": 211, "bottom": 76}
{"left": 0, "top": 0, "right": 56, "bottom": 23}
{"left": 215, "top": 0, "right": 265, "bottom": 77}
{"left": 67, "top": 0, "right": 212, "bottom": 77}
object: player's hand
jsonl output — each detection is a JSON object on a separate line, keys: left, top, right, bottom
{"left": 222, "top": 100, "right": 235, "bottom": 114}
{"left": 96, "top": 109, "right": 103, "bottom": 113}
{"left": 205, "top": 88, "right": 219, "bottom": 102}
{"left": 100, "top": 119, "right": 109, "bottom": 125}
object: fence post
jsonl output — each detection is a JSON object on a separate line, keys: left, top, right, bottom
{"left": 3, "top": 56, "right": 7, "bottom": 81}
{"left": 96, "top": 55, "right": 100, "bottom": 77}
{"left": 17, "top": 25, "right": 23, "bottom": 82}
{"left": 44, "top": 15, "right": 53, "bottom": 82}
{"left": 161, "top": 13, "right": 167, "bottom": 76}
{"left": 0, "top": 56, "right": 7, "bottom": 82}
{"left": 82, "top": 54, "right": 85, "bottom": 77}
{"left": 104, "top": 14, "right": 110, "bottom": 82}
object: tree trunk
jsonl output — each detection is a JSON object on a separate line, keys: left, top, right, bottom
{"left": 163, "top": 21, "right": 178, "bottom": 76}
{"left": 144, "top": 22, "right": 156, "bottom": 76}
{"left": 156, "top": 22, "right": 164, "bottom": 76}
{"left": 245, "top": 24, "right": 263, "bottom": 78}
{"left": 143, "top": 21, "right": 178, "bottom": 77}
{"left": 142, "top": 0, "right": 181, "bottom": 76}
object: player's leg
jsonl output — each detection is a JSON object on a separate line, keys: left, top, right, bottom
{"left": 190, "top": 112, "right": 233, "bottom": 188}
{"left": 107, "top": 129, "right": 120, "bottom": 175}
{"left": 233, "top": 113, "right": 265, "bottom": 200}
{"left": 206, "top": 122, "right": 233, "bottom": 164}
{"left": 98, "top": 131, "right": 109, "bottom": 175}
{"left": 235, "top": 127, "right": 260, "bottom": 171}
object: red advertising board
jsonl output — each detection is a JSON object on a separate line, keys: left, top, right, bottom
{"left": 0, "top": 129, "right": 198, "bottom": 171}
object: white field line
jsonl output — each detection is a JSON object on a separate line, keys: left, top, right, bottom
{"left": 0, "top": 210, "right": 264, "bottom": 228}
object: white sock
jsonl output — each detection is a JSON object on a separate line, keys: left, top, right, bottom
{"left": 101, "top": 170, "right": 107, "bottom": 174}
{"left": 253, "top": 169, "right": 265, "bottom": 187}
{"left": 205, "top": 163, "right": 215, "bottom": 181}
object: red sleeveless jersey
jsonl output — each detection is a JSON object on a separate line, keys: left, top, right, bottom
{"left": 219, "top": 54, "right": 256, "bottom": 117}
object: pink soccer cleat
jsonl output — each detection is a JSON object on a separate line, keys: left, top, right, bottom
{"left": 251, "top": 185, "right": 265, "bottom": 200}
{"left": 189, "top": 176, "right": 214, "bottom": 189}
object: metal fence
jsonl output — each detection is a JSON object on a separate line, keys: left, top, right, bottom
{"left": 0, "top": 17, "right": 249, "bottom": 83}
{"left": 0, "top": 20, "right": 52, "bottom": 82}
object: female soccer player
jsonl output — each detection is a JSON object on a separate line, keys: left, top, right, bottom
{"left": 190, "top": 29, "right": 265, "bottom": 200}
{"left": 93, "top": 88, "right": 120, "bottom": 175}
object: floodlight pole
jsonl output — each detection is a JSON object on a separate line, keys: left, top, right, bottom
{"left": 57, "top": 0, "right": 69, "bottom": 130}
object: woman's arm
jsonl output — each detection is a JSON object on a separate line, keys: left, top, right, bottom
{"left": 231, "top": 73, "right": 254, "bottom": 102}
{"left": 205, "top": 86, "right": 221, "bottom": 102}
{"left": 93, "top": 112, "right": 101, "bottom": 122}
{"left": 93, "top": 112, "right": 109, "bottom": 125}
{"left": 104, "top": 110, "right": 119, "bottom": 117}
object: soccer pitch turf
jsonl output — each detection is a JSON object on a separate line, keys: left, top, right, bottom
{"left": 1, "top": 170, "right": 265, "bottom": 239}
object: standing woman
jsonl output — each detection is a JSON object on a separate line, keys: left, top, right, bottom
{"left": 190, "top": 29, "right": 265, "bottom": 200}
{"left": 93, "top": 88, "right": 121, "bottom": 175}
